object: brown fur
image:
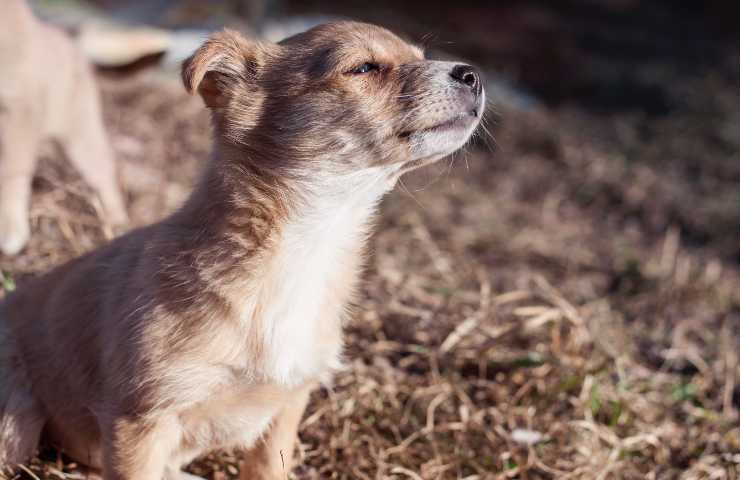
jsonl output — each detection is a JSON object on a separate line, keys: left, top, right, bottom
{"left": 0, "top": 0, "right": 127, "bottom": 256}
{"left": 0, "top": 21, "right": 484, "bottom": 479}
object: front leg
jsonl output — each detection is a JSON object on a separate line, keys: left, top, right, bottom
{"left": 0, "top": 113, "right": 39, "bottom": 256}
{"left": 102, "top": 415, "right": 181, "bottom": 480}
{"left": 239, "top": 386, "right": 312, "bottom": 480}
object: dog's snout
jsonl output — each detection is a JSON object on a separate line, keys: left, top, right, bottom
{"left": 450, "top": 64, "right": 481, "bottom": 95}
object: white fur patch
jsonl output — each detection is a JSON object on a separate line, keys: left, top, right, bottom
{"left": 242, "top": 166, "right": 399, "bottom": 386}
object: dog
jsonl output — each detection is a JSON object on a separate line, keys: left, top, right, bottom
{"left": 0, "top": 0, "right": 127, "bottom": 256}
{"left": 0, "top": 21, "right": 484, "bottom": 479}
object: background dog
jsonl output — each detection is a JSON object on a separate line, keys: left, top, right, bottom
{"left": 0, "top": 0, "right": 127, "bottom": 256}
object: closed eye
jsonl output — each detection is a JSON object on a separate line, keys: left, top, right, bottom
{"left": 350, "top": 62, "right": 380, "bottom": 74}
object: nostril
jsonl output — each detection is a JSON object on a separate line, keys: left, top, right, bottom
{"left": 450, "top": 64, "right": 480, "bottom": 92}
{"left": 462, "top": 72, "right": 476, "bottom": 87}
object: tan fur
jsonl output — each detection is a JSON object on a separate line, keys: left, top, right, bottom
{"left": 0, "top": 21, "right": 484, "bottom": 479}
{"left": 0, "top": 0, "right": 127, "bottom": 256}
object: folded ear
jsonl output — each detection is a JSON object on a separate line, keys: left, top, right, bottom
{"left": 182, "top": 29, "right": 265, "bottom": 108}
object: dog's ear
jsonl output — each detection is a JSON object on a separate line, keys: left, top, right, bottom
{"left": 182, "top": 29, "right": 267, "bottom": 108}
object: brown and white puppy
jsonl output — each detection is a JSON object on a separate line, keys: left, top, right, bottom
{"left": 0, "top": 0, "right": 127, "bottom": 255}
{"left": 0, "top": 21, "right": 484, "bottom": 479}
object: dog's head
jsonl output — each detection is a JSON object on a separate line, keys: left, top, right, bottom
{"left": 183, "top": 21, "right": 484, "bottom": 173}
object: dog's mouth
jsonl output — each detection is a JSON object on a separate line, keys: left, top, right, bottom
{"left": 398, "top": 110, "right": 480, "bottom": 140}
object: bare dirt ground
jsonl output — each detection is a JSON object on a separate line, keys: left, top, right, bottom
{"left": 2, "top": 1, "right": 739, "bottom": 479}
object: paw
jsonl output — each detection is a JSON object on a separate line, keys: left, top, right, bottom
{"left": 0, "top": 211, "right": 30, "bottom": 255}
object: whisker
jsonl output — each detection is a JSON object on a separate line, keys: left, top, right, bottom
{"left": 398, "top": 177, "right": 425, "bottom": 209}
{"left": 446, "top": 152, "right": 457, "bottom": 179}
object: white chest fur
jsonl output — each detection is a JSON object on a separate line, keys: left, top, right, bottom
{"left": 242, "top": 166, "right": 398, "bottom": 386}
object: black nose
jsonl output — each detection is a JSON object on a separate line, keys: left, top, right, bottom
{"left": 450, "top": 64, "right": 481, "bottom": 96}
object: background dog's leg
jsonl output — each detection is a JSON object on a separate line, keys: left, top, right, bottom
{"left": 239, "top": 388, "right": 312, "bottom": 480}
{"left": 0, "top": 116, "right": 38, "bottom": 256}
{"left": 102, "top": 415, "right": 180, "bottom": 480}
{"left": 61, "top": 77, "right": 128, "bottom": 228}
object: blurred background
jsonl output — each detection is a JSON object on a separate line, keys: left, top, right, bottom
{"left": 6, "top": 0, "right": 740, "bottom": 478}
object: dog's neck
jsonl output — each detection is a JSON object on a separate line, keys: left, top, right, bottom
{"left": 178, "top": 140, "right": 400, "bottom": 235}
{"left": 170, "top": 138, "right": 400, "bottom": 294}
{"left": 170, "top": 141, "right": 401, "bottom": 384}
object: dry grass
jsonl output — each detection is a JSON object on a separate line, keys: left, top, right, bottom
{"left": 1, "top": 68, "right": 738, "bottom": 480}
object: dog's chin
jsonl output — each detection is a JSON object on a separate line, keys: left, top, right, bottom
{"left": 404, "top": 111, "right": 482, "bottom": 167}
